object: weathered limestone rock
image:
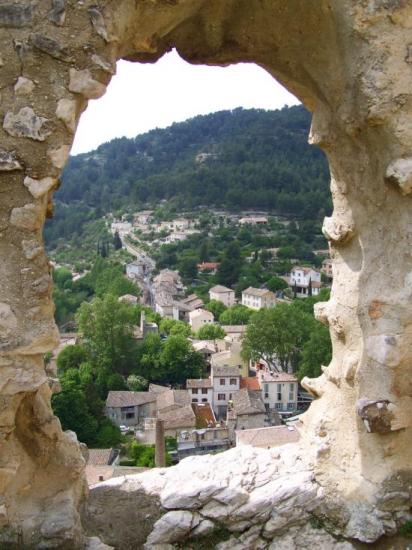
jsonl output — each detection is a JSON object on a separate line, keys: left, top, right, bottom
{"left": 10, "top": 203, "right": 43, "bottom": 231}
{"left": 0, "top": 4, "right": 33, "bottom": 28}
{"left": 0, "top": 149, "right": 22, "bottom": 171}
{"left": 24, "top": 176, "right": 57, "bottom": 199}
{"left": 14, "top": 76, "right": 35, "bottom": 95}
{"left": 3, "top": 107, "right": 51, "bottom": 141}
{"left": 385, "top": 157, "right": 412, "bottom": 195}
{"left": 56, "top": 98, "right": 77, "bottom": 133}
{"left": 69, "top": 69, "right": 106, "bottom": 99}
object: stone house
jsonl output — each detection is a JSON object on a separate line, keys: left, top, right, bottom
{"left": 239, "top": 216, "right": 268, "bottom": 225}
{"left": 188, "top": 308, "right": 214, "bottom": 333}
{"left": 241, "top": 287, "right": 277, "bottom": 310}
{"left": 126, "top": 259, "right": 146, "bottom": 279}
{"left": 321, "top": 259, "right": 333, "bottom": 278}
{"left": 257, "top": 370, "right": 299, "bottom": 415}
{"left": 227, "top": 388, "right": 266, "bottom": 443}
{"left": 208, "top": 285, "right": 236, "bottom": 307}
{"left": 236, "top": 425, "right": 300, "bottom": 449}
{"left": 186, "top": 378, "right": 213, "bottom": 405}
{"left": 105, "top": 391, "right": 157, "bottom": 428}
{"left": 197, "top": 262, "right": 220, "bottom": 274}
{"left": 211, "top": 365, "right": 241, "bottom": 419}
{"left": 210, "top": 340, "right": 248, "bottom": 378}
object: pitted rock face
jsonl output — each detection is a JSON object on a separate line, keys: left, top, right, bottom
{"left": 1, "top": 0, "right": 412, "bottom": 548}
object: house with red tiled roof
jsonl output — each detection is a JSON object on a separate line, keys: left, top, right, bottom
{"left": 240, "top": 377, "right": 261, "bottom": 391}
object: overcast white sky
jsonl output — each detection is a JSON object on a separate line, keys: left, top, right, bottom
{"left": 71, "top": 49, "right": 299, "bottom": 156}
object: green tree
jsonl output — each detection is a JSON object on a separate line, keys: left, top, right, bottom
{"left": 159, "top": 318, "right": 191, "bottom": 337}
{"left": 219, "top": 304, "right": 253, "bottom": 325}
{"left": 113, "top": 230, "right": 122, "bottom": 250}
{"left": 76, "top": 294, "right": 139, "bottom": 375}
{"left": 130, "top": 441, "right": 172, "bottom": 467}
{"left": 205, "top": 299, "right": 227, "bottom": 320}
{"left": 56, "top": 344, "right": 89, "bottom": 373}
{"left": 158, "top": 335, "right": 203, "bottom": 385}
{"left": 178, "top": 257, "right": 198, "bottom": 281}
{"left": 53, "top": 267, "right": 73, "bottom": 288}
{"left": 298, "top": 323, "right": 332, "bottom": 380}
{"left": 197, "top": 324, "right": 226, "bottom": 340}
{"left": 127, "top": 374, "right": 149, "bottom": 391}
{"left": 242, "top": 303, "right": 314, "bottom": 372}
{"left": 266, "top": 276, "right": 288, "bottom": 292}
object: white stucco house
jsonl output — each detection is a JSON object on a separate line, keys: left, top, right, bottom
{"left": 241, "top": 287, "right": 277, "bottom": 310}
{"left": 189, "top": 308, "right": 214, "bottom": 333}
{"left": 289, "top": 267, "right": 322, "bottom": 297}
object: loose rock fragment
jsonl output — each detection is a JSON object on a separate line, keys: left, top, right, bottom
{"left": 10, "top": 203, "right": 42, "bottom": 231}
{"left": 24, "top": 176, "right": 57, "bottom": 199}
{"left": 30, "top": 34, "right": 71, "bottom": 61}
{"left": 322, "top": 215, "right": 355, "bottom": 244}
{"left": 3, "top": 107, "right": 51, "bottom": 141}
{"left": 48, "top": 0, "right": 66, "bottom": 26}
{"left": 0, "top": 4, "right": 33, "bottom": 28}
{"left": 56, "top": 98, "right": 76, "bottom": 132}
{"left": 69, "top": 68, "right": 106, "bottom": 99}
{"left": 22, "top": 239, "right": 42, "bottom": 260}
{"left": 14, "top": 77, "right": 35, "bottom": 95}
{"left": 0, "top": 150, "right": 22, "bottom": 171}
{"left": 357, "top": 398, "right": 393, "bottom": 434}
{"left": 91, "top": 54, "right": 115, "bottom": 74}
{"left": 47, "top": 145, "right": 70, "bottom": 169}
{"left": 0, "top": 303, "right": 18, "bottom": 339}
{"left": 89, "top": 7, "right": 109, "bottom": 41}
{"left": 385, "top": 157, "right": 412, "bottom": 195}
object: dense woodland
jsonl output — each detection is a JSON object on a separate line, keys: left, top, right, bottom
{"left": 45, "top": 105, "right": 331, "bottom": 250}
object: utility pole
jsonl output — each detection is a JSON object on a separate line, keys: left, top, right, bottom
{"left": 155, "top": 419, "right": 166, "bottom": 468}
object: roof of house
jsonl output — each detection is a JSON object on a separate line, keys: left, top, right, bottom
{"left": 192, "top": 402, "right": 216, "bottom": 428}
{"left": 87, "top": 448, "right": 114, "bottom": 466}
{"left": 209, "top": 285, "right": 234, "bottom": 294}
{"left": 242, "top": 287, "right": 275, "bottom": 298}
{"left": 212, "top": 365, "right": 241, "bottom": 378}
{"left": 118, "top": 294, "right": 139, "bottom": 303}
{"left": 258, "top": 371, "right": 298, "bottom": 383}
{"left": 189, "top": 308, "right": 214, "bottom": 320}
{"left": 236, "top": 425, "right": 300, "bottom": 448}
{"left": 149, "top": 383, "right": 170, "bottom": 394}
{"left": 221, "top": 325, "right": 248, "bottom": 334}
{"left": 192, "top": 341, "right": 216, "bottom": 354}
{"left": 231, "top": 389, "right": 266, "bottom": 416}
{"left": 198, "top": 262, "right": 220, "bottom": 270}
{"left": 106, "top": 391, "right": 156, "bottom": 408}
{"left": 183, "top": 294, "right": 204, "bottom": 306}
{"left": 156, "top": 389, "right": 192, "bottom": 411}
{"left": 291, "top": 266, "right": 320, "bottom": 275}
{"left": 240, "top": 377, "right": 261, "bottom": 391}
{"left": 186, "top": 378, "right": 212, "bottom": 389}
{"left": 158, "top": 404, "right": 196, "bottom": 429}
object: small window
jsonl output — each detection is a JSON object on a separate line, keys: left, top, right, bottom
{"left": 287, "top": 402, "right": 294, "bottom": 410}
{"left": 229, "top": 378, "right": 237, "bottom": 385}
{"left": 201, "top": 388, "right": 208, "bottom": 394}
{"left": 264, "top": 383, "right": 269, "bottom": 392}
{"left": 218, "top": 393, "right": 225, "bottom": 401}
{"left": 192, "top": 388, "right": 198, "bottom": 394}
{"left": 264, "top": 392, "right": 269, "bottom": 398}
{"left": 220, "top": 378, "right": 226, "bottom": 385}
{"left": 202, "top": 398, "right": 207, "bottom": 403}
{"left": 192, "top": 398, "right": 198, "bottom": 403}
{"left": 275, "top": 403, "right": 283, "bottom": 410}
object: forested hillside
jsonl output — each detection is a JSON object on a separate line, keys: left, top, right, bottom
{"left": 45, "top": 105, "right": 331, "bottom": 248}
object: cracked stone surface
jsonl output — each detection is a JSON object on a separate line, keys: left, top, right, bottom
{"left": 1, "top": 0, "right": 412, "bottom": 547}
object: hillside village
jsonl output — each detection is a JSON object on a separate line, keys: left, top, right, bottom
{"left": 49, "top": 203, "right": 332, "bottom": 482}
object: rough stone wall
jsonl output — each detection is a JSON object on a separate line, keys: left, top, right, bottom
{"left": 1, "top": 0, "right": 412, "bottom": 547}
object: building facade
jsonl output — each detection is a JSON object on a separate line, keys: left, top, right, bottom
{"left": 211, "top": 365, "right": 241, "bottom": 419}
{"left": 241, "top": 287, "right": 277, "bottom": 310}
{"left": 257, "top": 371, "right": 299, "bottom": 415}
{"left": 209, "top": 285, "right": 236, "bottom": 307}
